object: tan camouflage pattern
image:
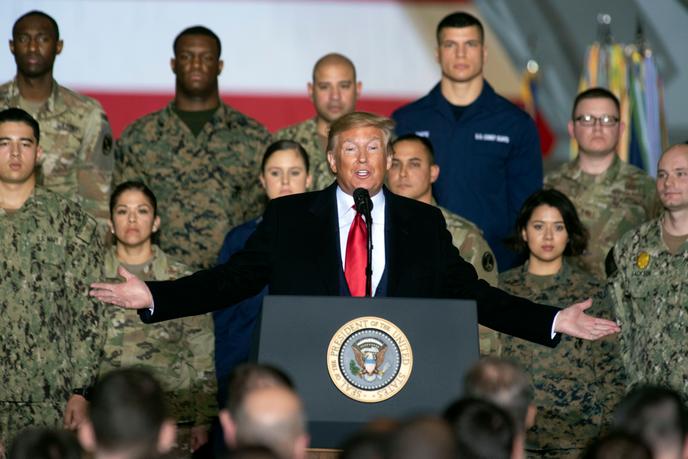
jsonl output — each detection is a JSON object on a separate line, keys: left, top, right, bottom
{"left": 114, "top": 102, "right": 270, "bottom": 269}
{"left": 545, "top": 155, "right": 658, "bottom": 280}
{"left": 274, "top": 117, "right": 335, "bottom": 190}
{"left": 0, "top": 188, "right": 106, "bottom": 445}
{"left": 609, "top": 218, "right": 688, "bottom": 402}
{"left": 0, "top": 79, "right": 114, "bottom": 229}
{"left": 438, "top": 204, "right": 500, "bottom": 356}
{"left": 100, "top": 245, "right": 216, "bottom": 426}
{"left": 497, "top": 261, "right": 626, "bottom": 454}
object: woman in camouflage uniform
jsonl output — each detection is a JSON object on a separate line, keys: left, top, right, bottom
{"left": 498, "top": 189, "right": 625, "bottom": 459}
{"left": 101, "top": 181, "right": 216, "bottom": 458}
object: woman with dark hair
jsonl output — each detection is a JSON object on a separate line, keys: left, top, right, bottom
{"left": 214, "top": 140, "right": 311, "bottom": 406}
{"left": 101, "top": 180, "right": 216, "bottom": 457}
{"left": 497, "top": 189, "right": 625, "bottom": 458}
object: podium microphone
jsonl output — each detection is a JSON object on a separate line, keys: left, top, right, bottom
{"left": 353, "top": 188, "right": 373, "bottom": 218}
{"left": 353, "top": 188, "right": 373, "bottom": 296}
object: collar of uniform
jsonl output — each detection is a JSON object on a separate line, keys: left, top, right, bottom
{"left": 1, "top": 185, "right": 45, "bottom": 215}
{"left": 519, "top": 258, "right": 570, "bottom": 291}
{"left": 8, "top": 78, "right": 61, "bottom": 114}
{"left": 432, "top": 79, "right": 495, "bottom": 119}
{"left": 164, "top": 101, "right": 226, "bottom": 136}
{"left": 105, "top": 244, "right": 173, "bottom": 279}
{"left": 570, "top": 153, "right": 622, "bottom": 185}
{"left": 336, "top": 185, "right": 385, "bottom": 225}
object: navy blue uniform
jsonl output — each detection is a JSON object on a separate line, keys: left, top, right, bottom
{"left": 213, "top": 217, "right": 264, "bottom": 406}
{"left": 393, "top": 81, "right": 543, "bottom": 271}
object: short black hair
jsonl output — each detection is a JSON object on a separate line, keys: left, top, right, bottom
{"left": 572, "top": 87, "right": 620, "bottom": 120}
{"left": 173, "top": 25, "right": 221, "bottom": 57}
{"left": 0, "top": 107, "right": 40, "bottom": 143}
{"left": 109, "top": 181, "right": 158, "bottom": 218}
{"left": 613, "top": 385, "right": 688, "bottom": 456}
{"left": 89, "top": 368, "right": 167, "bottom": 455}
{"left": 9, "top": 428, "right": 82, "bottom": 459}
{"left": 261, "top": 140, "right": 310, "bottom": 173}
{"left": 392, "top": 134, "right": 436, "bottom": 164}
{"left": 444, "top": 397, "right": 514, "bottom": 459}
{"left": 225, "top": 363, "right": 294, "bottom": 412}
{"left": 582, "top": 431, "right": 653, "bottom": 459}
{"left": 506, "top": 188, "right": 588, "bottom": 256}
{"left": 464, "top": 357, "right": 534, "bottom": 433}
{"left": 436, "top": 11, "right": 484, "bottom": 43}
{"left": 13, "top": 10, "right": 60, "bottom": 41}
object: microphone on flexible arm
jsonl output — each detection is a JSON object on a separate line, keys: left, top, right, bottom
{"left": 353, "top": 188, "right": 374, "bottom": 297}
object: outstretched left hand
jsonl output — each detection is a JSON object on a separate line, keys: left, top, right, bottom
{"left": 554, "top": 298, "right": 620, "bottom": 340}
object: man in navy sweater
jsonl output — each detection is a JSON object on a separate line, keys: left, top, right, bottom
{"left": 393, "top": 11, "right": 543, "bottom": 271}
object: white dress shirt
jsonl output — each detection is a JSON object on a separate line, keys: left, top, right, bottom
{"left": 336, "top": 186, "right": 386, "bottom": 296}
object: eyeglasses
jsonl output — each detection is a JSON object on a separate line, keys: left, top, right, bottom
{"left": 574, "top": 114, "right": 619, "bottom": 127}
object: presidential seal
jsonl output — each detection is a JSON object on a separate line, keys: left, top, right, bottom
{"left": 327, "top": 316, "right": 413, "bottom": 403}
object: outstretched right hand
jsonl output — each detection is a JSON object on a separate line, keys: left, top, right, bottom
{"left": 90, "top": 266, "right": 153, "bottom": 310}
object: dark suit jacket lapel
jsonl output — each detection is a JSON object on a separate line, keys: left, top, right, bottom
{"left": 307, "top": 183, "right": 341, "bottom": 294}
{"left": 384, "top": 187, "right": 411, "bottom": 296}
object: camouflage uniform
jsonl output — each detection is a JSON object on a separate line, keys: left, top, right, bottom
{"left": 609, "top": 218, "right": 688, "bottom": 401}
{"left": 114, "top": 102, "right": 270, "bottom": 269}
{"left": 545, "top": 155, "right": 657, "bottom": 280}
{"left": 0, "top": 188, "right": 106, "bottom": 445}
{"left": 100, "top": 245, "right": 216, "bottom": 457}
{"left": 437, "top": 203, "right": 500, "bottom": 355}
{"left": 497, "top": 261, "right": 625, "bottom": 458}
{"left": 0, "top": 79, "right": 114, "bottom": 228}
{"left": 274, "top": 117, "right": 334, "bottom": 190}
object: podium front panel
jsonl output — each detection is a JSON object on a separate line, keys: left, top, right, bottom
{"left": 254, "top": 296, "right": 479, "bottom": 448}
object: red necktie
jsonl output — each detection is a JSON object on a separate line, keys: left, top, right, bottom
{"left": 345, "top": 209, "right": 368, "bottom": 297}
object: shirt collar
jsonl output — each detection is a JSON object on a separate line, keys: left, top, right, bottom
{"left": 336, "top": 186, "right": 385, "bottom": 220}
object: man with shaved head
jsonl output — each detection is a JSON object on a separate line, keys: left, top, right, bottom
{"left": 275, "top": 53, "right": 362, "bottom": 190}
{"left": 219, "top": 385, "right": 309, "bottom": 459}
{"left": 609, "top": 143, "right": 688, "bottom": 400}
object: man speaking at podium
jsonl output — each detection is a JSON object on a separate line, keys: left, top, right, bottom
{"left": 91, "top": 112, "right": 619, "bottom": 346}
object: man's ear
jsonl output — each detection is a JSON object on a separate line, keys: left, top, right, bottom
{"left": 156, "top": 419, "right": 177, "bottom": 454}
{"left": 219, "top": 409, "right": 238, "bottom": 448}
{"left": 681, "top": 434, "right": 688, "bottom": 459}
{"left": 430, "top": 164, "right": 440, "bottom": 184}
{"left": 77, "top": 421, "right": 97, "bottom": 453}
{"left": 326, "top": 151, "right": 337, "bottom": 174}
{"left": 293, "top": 433, "right": 310, "bottom": 459}
{"left": 525, "top": 404, "right": 537, "bottom": 430}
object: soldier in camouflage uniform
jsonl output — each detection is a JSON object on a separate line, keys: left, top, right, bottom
{"left": 114, "top": 26, "right": 270, "bottom": 270}
{"left": 545, "top": 88, "right": 657, "bottom": 280}
{"left": 387, "top": 134, "right": 500, "bottom": 354}
{"left": 1, "top": 11, "right": 113, "bottom": 228}
{"left": 100, "top": 181, "right": 215, "bottom": 457}
{"left": 0, "top": 108, "right": 106, "bottom": 448}
{"left": 609, "top": 144, "right": 688, "bottom": 403}
{"left": 497, "top": 189, "right": 625, "bottom": 458}
{"left": 274, "top": 53, "right": 361, "bottom": 191}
